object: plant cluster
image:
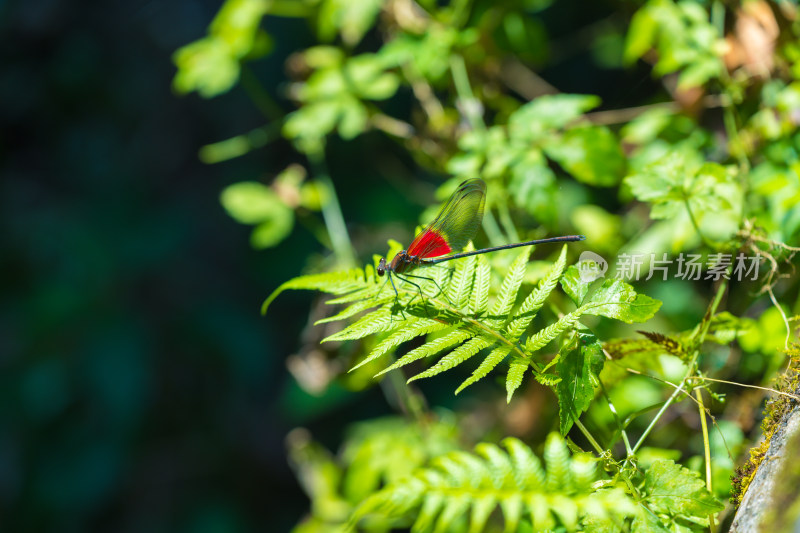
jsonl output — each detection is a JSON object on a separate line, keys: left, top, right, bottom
{"left": 174, "top": 0, "right": 800, "bottom": 530}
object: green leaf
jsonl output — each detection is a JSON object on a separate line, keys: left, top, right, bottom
{"left": 349, "top": 434, "right": 639, "bottom": 531}
{"left": 560, "top": 264, "right": 590, "bottom": 306}
{"left": 543, "top": 125, "right": 626, "bottom": 186}
{"left": 506, "top": 360, "right": 528, "bottom": 402}
{"left": 455, "top": 346, "right": 512, "bottom": 394}
{"left": 509, "top": 94, "right": 601, "bottom": 139}
{"left": 408, "top": 337, "right": 492, "bottom": 383}
{"left": 583, "top": 279, "right": 662, "bottom": 323}
{"left": 250, "top": 209, "right": 294, "bottom": 249}
{"left": 172, "top": 0, "right": 271, "bottom": 98}
{"left": 643, "top": 460, "right": 724, "bottom": 520}
{"left": 505, "top": 245, "right": 568, "bottom": 339}
{"left": 220, "top": 181, "right": 291, "bottom": 224}
{"left": 262, "top": 267, "right": 376, "bottom": 314}
{"left": 318, "top": 0, "right": 383, "bottom": 46}
{"left": 555, "top": 332, "right": 605, "bottom": 435}
{"left": 487, "top": 247, "right": 531, "bottom": 327}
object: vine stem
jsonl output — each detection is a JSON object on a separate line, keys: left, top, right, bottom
{"left": 696, "top": 388, "right": 717, "bottom": 533}
{"left": 573, "top": 419, "right": 604, "bottom": 456}
{"left": 631, "top": 277, "right": 729, "bottom": 455}
{"left": 601, "top": 380, "right": 633, "bottom": 457}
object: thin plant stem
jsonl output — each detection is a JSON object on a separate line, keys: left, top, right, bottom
{"left": 601, "top": 381, "right": 633, "bottom": 457}
{"left": 684, "top": 197, "right": 715, "bottom": 249}
{"left": 308, "top": 152, "right": 356, "bottom": 267}
{"left": 240, "top": 66, "right": 284, "bottom": 121}
{"left": 696, "top": 388, "right": 717, "bottom": 533}
{"left": 573, "top": 419, "right": 605, "bottom": 456}
{"left": 497, "top": 201, "right": 520, "bottom": 243}
{"left": 450, "top": 55, "right": 485, "bottom": 132}
{"left": 631, "top": 380, "right": 685, "bottom": 454}
{"left": 383, "top": 361, "right": 428, "bottom": 423}
{"left": 632, "top": 277, "right": 729, "bottom": 454}
{"left": 482, "top": 208, "right": 505, "bottom": 247}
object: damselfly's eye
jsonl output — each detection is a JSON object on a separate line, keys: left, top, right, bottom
{"left": 377, "top": 258, "right": 386, "bottom": 276}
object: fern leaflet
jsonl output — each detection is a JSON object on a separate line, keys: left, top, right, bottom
{"left": 348, "top": 434, "right": 639, "bottom": 532}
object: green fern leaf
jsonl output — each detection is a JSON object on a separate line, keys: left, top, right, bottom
{"left": 378, "top": 328, "right": 471, "bottom": 375}
{"left": 315, "top": 295, "right": 393, "bottom": 325}
{"left": 502, "top": 437, "right": 546, "bottom": 489}
{"left": 408, "top": 336, "right": 492, "bottom": 383}
{"left": 505, "top": 360, "right": 529, "bottom": 403}
{"left": 487, "top": 247, "right": 531, "bottom": 327}
{"left": 324, "top": 284, "right": 382, "bottom": 305}
{"left": 447, "top": 253, "right": 477, "bottom": 309}
{"left": 469, "top": 254, "right": 491, "bottom": 315}
{"left": 323, "top": 306, "right": 393, "bottom": 343}
{"left": 468, "top": 495, "right": 497, "bottom": 533}
{"left": 455, "top": 346, "right": 512, "bottom": 394}
{"left": 351, "top": 317, "right": 446, "bottom": 371}
{"left": 262, "top": 267, "right": 375, "bottom": 314}
{"left": 525, "top": 310, "right": 581, "bottom": 353}
{"left": 416, "top": 492, "right": 445, "bottom": 532}
{"left": 505, "top": 245, "right": 568, "bottom": 339}
{"left": 349, "top": 433, "right": 639, "bottom": 532}
{"left": 500, "top": 493, "right": 523, "bottom": 533}
{"left": 433, "top": 495, "right": 470, "bottom": 533}
{"left": 544, "top": 433, "right": 572, "bottom": 493}
{"left": 475, "top": 443, "right": 515, "bottom": 489}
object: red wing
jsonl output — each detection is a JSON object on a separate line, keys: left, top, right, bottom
{"left": 406, "top": 178, "right": 486, "bottom": 259}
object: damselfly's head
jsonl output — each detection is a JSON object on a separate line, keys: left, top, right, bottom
{"left": 377, "top": 257, "right": 387, "bottom": 276}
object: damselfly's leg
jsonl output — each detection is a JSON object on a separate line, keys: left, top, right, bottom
{"left": 399, "top": 271, "right": 453, "bottom": 305}
{"left": 394, "top": 274, "right": 435, "bottom": 318}
{"left": 374, "top": 274, "right": 392, "bottom": 301}
{"left": 386, "top": 272, "right": 407, "bottom": 321}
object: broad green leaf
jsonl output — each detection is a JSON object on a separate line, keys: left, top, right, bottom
{"left": 555, "top": 332, "right": 604, "bottom": 435}
{"left": 509, "top": 94, "right": 601, "bottom": 139}
{"left": 643, "top": 460, "right": 724, "bottom": 519}
{"left": 220, "top": 181, "right": 295, "bottom": 248}
{"left": 583, "top": 279, "right": 662, "bottom": 323}
{"left": 250, "top": 209, "right": 294, "bottom": 248}
{"left": 560, "top": 264, "right": 591, "bottom": 306}
{"left": 221, "top": 181, "right": 283, "bottom": 224}
{"left": 543, "top": 125, "right": 626, "bottom": 186}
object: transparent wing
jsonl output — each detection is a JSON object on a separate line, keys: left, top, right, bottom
{"left": 406, "top": 178, "right": 486, "bottom": 259}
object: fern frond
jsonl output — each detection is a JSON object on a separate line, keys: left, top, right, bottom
{"left": 262, "top": 267, "right": 376, "bottom": 314}
{"left": 349, "top": 434, "right": 639, "bottom": 532}
{"left": 469, "top": 254, "right": 491, "bottom": 315}
{"left": 455, "top": 346, "right": 512, "bottom": 394}
{"left": 267, "top": 247, "right": 661, "bottom": 401}
{"left": 502, "top": 437, "right": 546, "bottom": 489}
{"left": 505, "top": 245, "right": 568, "bottom": 339}
{"left": 378, "top": 329, "right": 471, "bottom": 375}
{"left": 351, "top": 317, "right": 446, "bottom": 371}
{"left": 323, "top": 306, "right": 394, "bottom": 343}
{"left": 505, "top": 360, "right": 529, "bottom": 403}
{"left": 447, "top": 253, "right": 477, "bottom": 309}
{"left": 486, "top": 247, "right": 530, "bottom": 327}
{"left": 315, "top": 294, "right": 393, "bottom": 325}
{"left": 544, "top": 432, "right": 572, "bottom": 493}
{"left": 408, "top": 337, "right": 492, "bottom": 383}
{"left": 525, "top": 310, "right": 581, "bottom": 352}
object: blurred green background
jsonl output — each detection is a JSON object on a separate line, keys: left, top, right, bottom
{"left": 4, "top": 0, "right": 798, "bottom": 531}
